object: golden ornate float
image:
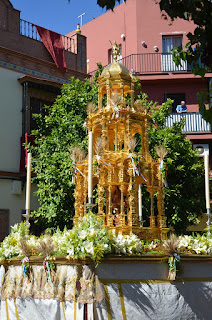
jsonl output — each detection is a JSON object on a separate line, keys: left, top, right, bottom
{"left": 72, "top": 42, "right": 169, "bottom": 240}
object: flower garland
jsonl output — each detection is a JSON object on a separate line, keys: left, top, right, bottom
{"left": 1, "top": 220, "right": 212, "bottom": 266}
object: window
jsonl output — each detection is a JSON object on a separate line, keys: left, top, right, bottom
{"left": 19, "top": 78, "right": 61, "bottom": 134}
{"left": 162, "top": 36, "right": 182, "bottom": 53}
{"left": 30, "top": 97, "right": 49, "bottom": 131}
{"left": 108, "top": 45, "right": 122, "bottom": 64}
{"left": 19, "top": 78, "right": 61, "bottom": 172}
{"left": 165, "top": 93, "right": 186, "bottom": 113}
{"left": 162, "top": 36, "right": 187, "bottom": 71}
{"left": 0, "top": 210, "right": 9, "bottom": 242}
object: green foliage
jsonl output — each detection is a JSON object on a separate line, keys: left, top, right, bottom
{"left": 97, "top": 0, "right": 124, "bottom": 11}
{"left": 30, "top": 77, "right": 95, "bottom": 230}
{"left": 96, "top": 0, "right": 212, "bottom": 123}
{"left": 139, "top": 94, "right": 205, "bottom": 234}
{"left": 159, "top": 0, "right": 212, "bottom": 71}
{"left": 31, "top": 64, "right": 204, "bottom": 234}
{"left": 159, "top": 0, "right": 212, "bottom": 123}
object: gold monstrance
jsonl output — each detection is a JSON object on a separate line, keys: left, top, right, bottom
{"left": 72, "top": 42, "right": 169, "bottom": 240}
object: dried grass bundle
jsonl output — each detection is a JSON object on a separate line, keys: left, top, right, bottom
{"left": 20, "top": 239, "right": 33, "bottom": 257}
{"left": 126, "top": 137, "right": 138, "bottom": 153}
{"left": 95, "top": 137, "right": 105, "bottom": 155}
{"left": 163, "top": 234, "right": 179, "bottom": 256}
{"left": 155, "top": 145, "right": 168, "bottom": 160}
{"left": 134, "top": 101, "right": 146, "bottom": 113}
{"left": 70, "top": 146, "right": 86, "bottom": 163}
{"left": 37, "top": 236, "right": 55, "bottom": 257}
{"left": 87, "top": 102, "right": 96, "bottom": 114}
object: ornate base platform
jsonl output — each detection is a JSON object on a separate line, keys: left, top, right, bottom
{"left": 1, "top": 255, "right": 212, "bottom": 319}
{"left": 113, "top": 226, "right": 169, "bottom": 241}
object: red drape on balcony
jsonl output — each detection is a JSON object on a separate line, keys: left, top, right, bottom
{"left": 20, "top": 133, "right": 36, "bottom": 172}
{"left": 35, "top": 25, "right": 67, "bottom": 72}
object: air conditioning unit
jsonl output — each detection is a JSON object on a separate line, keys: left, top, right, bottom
{"left": 193, "top": 144, "right": 209, "bottom": 157}
{"left": 11, "top": 180, "right": 22, "bottom": 195}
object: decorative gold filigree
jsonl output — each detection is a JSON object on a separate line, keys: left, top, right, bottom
{"left": 112, "top": 41, "right": 120, "bottom": 62}
{"left": 72, "top": 45, "right": 169, "bottom": 240}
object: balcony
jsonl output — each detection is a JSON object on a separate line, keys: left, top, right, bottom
{"left": 20, "top": 19, "right": 76, "bottom": 53}
{"left": 165, "top": 112, "right": 211, "bottom": 133}
{"left": 90, "top": 53, "right": 204, "bottom": 76}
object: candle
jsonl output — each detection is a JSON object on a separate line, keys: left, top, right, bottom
{"left": 88, "top": 131, "right": 93, "bottom": 204}
{"left": 25, "top": 153, "right": 32, "bottom": 214}
{"left": 138, "top": 184, "right": 143, "bottom": 222}
{"left": 204, "top": 153, "right": 210, "bottom": 212}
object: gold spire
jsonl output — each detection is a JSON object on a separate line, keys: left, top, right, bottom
{"left": 112, "top": 41, "right": 120, "bottom": 62}
{"left": 76, "top": 23, "right": 81, "bottom": 34}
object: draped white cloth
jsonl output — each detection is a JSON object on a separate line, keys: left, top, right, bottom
{"left": 1, "top": 261, "right": 212, "bottom": 319}
{"left": 95, "top": 281, "right": 212, "bottom": 320}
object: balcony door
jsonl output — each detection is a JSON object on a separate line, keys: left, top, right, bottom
{"left": 165, "top": 93, "right": 186, "bottom": 113}
{"left": 162, "top": 36, "right": 187, "bottom": 71}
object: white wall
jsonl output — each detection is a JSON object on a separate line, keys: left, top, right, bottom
{"left": 0, "top": 67, "right": 39, "bottom": 233}
{"left": 0, "top": 67, "right": 23, "bottom": 171}
{"left": 0, "top": 180, "right": 39, "bottom": 228}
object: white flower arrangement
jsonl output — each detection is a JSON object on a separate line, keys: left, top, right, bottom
{"left": 0, "top": 222, "right": 30, "bottom": 260}
{"left": 51, "top": 214, "right": 115, "bottom": 262}
{"left": 115, "top": 234, "right": 143, "bottom": 255}
{"left": 178, "top": 234, "right": 212, "bottom": 255}
{"left": 1, "top": 217, "right": 212, "bottom": 263}
{"left": 0, "top": 215, "right": 143, "bottom": 263}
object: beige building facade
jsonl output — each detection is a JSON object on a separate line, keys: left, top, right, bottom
{"left": 0, "top": 0, "right": 87, "bottom": 240}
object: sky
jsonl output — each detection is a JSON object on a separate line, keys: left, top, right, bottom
{"left": 11, "top": 0, "right": 111, "bottom": 35}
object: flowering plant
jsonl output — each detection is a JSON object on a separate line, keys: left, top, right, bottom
{"left": 114, "top": 234, "right": 143, "bottom": 255}
{"left": 178, "top": 234, "right": 212, "bottom": 255}
{"left": 52, "top": 214, "right": 115, "bottom": 263}
{"left": 0, "top": 222, "right": 30, "bottom": 260}
{"left": 2, "top": 217, "right": 212, "bottom": 264}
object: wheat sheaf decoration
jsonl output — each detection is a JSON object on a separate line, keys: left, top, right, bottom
{"left": 87, "top": 102, "right": 97, "bottom": 114}
{"left": 20, "top": 239, "right": 33, "bottom": 257}
{"left": 163, "top": 234, "right": 179, "bottom": 256}
{"left": 37, "top": 236, "right": 55, "bottom": 257}
{"left": 95, "top": 137, "right": 105, "bottom": 155}
{"left": 70, "top": 146, "right": 86, "bottom": 163}
{"left": 134, "top": 100, "right": 146, "bottom": 113}
{"left": 155, "top": 145, "right": 168, "bottom": 160}
{"left": 126, "top": 137, "right": 138, "bottom": 153}
{"left": 163, "top": 234, "right": 181, "bottom": 281}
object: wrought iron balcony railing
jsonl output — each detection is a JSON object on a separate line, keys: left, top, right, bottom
{"left": 165, "top": 112, "right": 211, "bottom": 133}
{"left": 20, "top": 19, "right": 76, "bottom": 53}
{"left": 90, "top": 53, "right": 205, "bottom": 76}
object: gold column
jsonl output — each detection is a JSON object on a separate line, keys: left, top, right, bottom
{"left": 131, "top": 82, "right": 134, "bottom": 109}
{"left": 120, "top": 82, "right": 124, "bottom": 106}
{"left": 106, "top": 122, "right": 109, "bottom": 150}
{"left": 108, "top": 184, "right": 113, "bottom": 227}
{"left": 149, "top": 189, "right": 155, "bottom": 228}
{"left": 97, "top": 181, "right": 105, "bottom": 223}
{"left": 115, "top": 121, "right": 118, "bottom": 151}
{"left": 98, "top": 86, "right": 101, "bottom": 109}
{"left": 127, "top": 169, "right": 134, "bottom": 229}
{"left": 120, "top": 184, "right": 125, "bottom": 227}
{"left": 125, "top": 114, "right": 130, "bottom": 150}
{"left": 106, "top": 79, "right": 110, "bottom": 106}
{"left": 83, "top": 175, "right": 87, "bottom": 216}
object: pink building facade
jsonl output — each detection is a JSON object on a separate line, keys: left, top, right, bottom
{"left": 67, "top": 0, "right": 212, "bottom": 161}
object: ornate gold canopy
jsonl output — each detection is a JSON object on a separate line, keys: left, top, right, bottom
{"left": 72, "top": 45, "right": 169, "bottom": 240}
